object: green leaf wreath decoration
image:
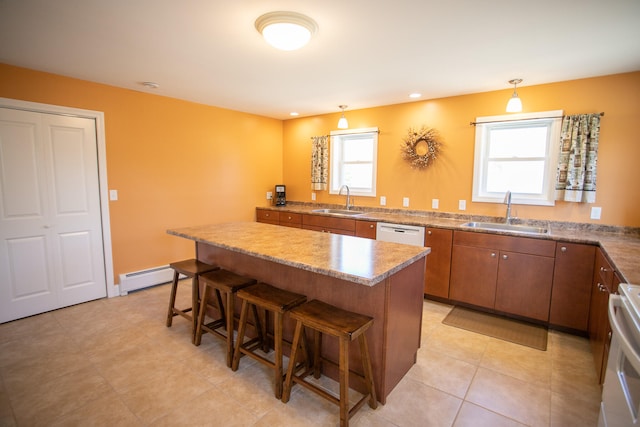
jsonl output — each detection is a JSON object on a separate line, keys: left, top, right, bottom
{"left": 401, "top": 126, "right": 441, "bottom": 169}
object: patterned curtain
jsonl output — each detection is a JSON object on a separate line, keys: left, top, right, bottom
{"left": 311, "top": 135, "right": 329, "bottom": 190}
{"left": 555, "top": 114, "right": 601, "bottom": 203}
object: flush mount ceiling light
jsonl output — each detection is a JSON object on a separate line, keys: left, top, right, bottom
{"left": 142, "top": 81, "right": 159, "bottom": 89}
{"left": 506, "top": 78, "right": 523, "bottom": 112}
{"left": 255, "top": 11, "right": 318, "bottom": 51}
{"left": 337, "top": 105, "right": 349, "bottom": 129}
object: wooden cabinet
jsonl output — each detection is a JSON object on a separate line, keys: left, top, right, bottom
{"left": 589, "top": 248, "right": 618, "bottom": 384}
{"left": 256, "top": 208, "right": 279, "bottom": 225}
{"left": 449, "top": 231, "right": 556, "bottom": 321}
{"left": 423, "top": 228, "right": 453, "bottom": 298}
{"left": 302, "top": 214, "right": 356, "bottom": 236}
{"left": 355, "top": 220, "right": 377, "bottom": 239}
{"left": 549, "top": 242, "right": 596, "bottom": 331}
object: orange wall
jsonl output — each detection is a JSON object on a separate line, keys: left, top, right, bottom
{"left": 283, "top": 72, "right": 640, "bottom": 227}
{"left": 0, "top": 64, "right": 283, "bottom": 284}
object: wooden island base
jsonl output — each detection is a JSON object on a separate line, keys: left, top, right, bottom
{"left": 197, "top": 242, "right": 425, "bottom": 404}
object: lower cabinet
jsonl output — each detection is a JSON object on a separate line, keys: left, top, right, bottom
{"left": 549, "top": 243, "right": 596, "bottom": 331}
{"left": 302, "top": 214, "right": 356, "bottom": 236}
{"left": 589, "top": 248, "right": 619, "bottom": 384}
{"left": 423, "top": 228, "right": 452, "bottom": 298}
{"left": 449, "top": 231, "right": 556, "bottom": 321}
{"left": 355, "top": 220, "right": 377, "bottom": 239}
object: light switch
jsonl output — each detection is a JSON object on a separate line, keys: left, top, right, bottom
{"left": 432, "top": 199, "right": 439, "bottom": 209}
{"left": 109, "top": 189, "right": 118, "bottom": 201}
{"left": 459, "top": 200, "right": 466, "bottom": 210}
{"left": 591, "top": 206, "right": 602, "bottom": 220}
{"left": 403, "top": 197, "right": 409, "bottom": 207}
{"left": 311, "top": 192, "right": 316, "bottom": 201}
{"left": 380, "top": 196, "right": 386, "bottom": 206}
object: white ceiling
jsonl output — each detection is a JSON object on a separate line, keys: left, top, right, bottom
{"left": 1, "top": 0, "right": 639, "bottom": 120}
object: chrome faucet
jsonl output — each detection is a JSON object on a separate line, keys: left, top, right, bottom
{"left": 339, "top": 185, "right": 351, "bottom": 210}
{"left": 504, "top": 190, "right": 513, "bottom": 224}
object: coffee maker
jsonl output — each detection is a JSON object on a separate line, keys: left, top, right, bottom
{"left": 275, "top": 185, "right": 286, "bottom": 206}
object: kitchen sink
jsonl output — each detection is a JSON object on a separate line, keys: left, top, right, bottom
{"left": 462, "top": 221, "right": 548, "bottom": 235}
{"left": 311, "top": 208, "right": 364, "bottom": 216}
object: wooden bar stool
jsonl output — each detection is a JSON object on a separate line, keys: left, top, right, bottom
{"left": 194, "top": 269, "right": 257, "bottom": 367}
{"left": 231, "top": 282, "right": 307, "bottom": 398}
{"left": 165, "top": 259, "right": 218, "bottom": 343}
{"left": 282, "top": 299, "right": 377, "bottom": 427}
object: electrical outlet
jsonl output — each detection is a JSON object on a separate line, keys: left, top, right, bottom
{"left": 459, "top": 200, "right": 466, "bottom": 210}
{"left": 311, "top": 192, "right": 316, "bottom": 201}
{"left": 380, "top": 196, "right": 386, "bottom": 206}
{"left": 266, "top": 191, "right": 273, "bottom": 200}
{"left": 591, "top": 206, "right": 602, "bottom": 220}
{"left": 431, "top": 199, "right": 439, "bottom": 209}
{"left": 109, "top": 189, "right": 118, "bottom": 201}
{"left": 403, "top": 197, "right": 409, "bottom": 207}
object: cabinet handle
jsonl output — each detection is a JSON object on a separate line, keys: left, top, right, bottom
{"left": 370, "top": 224, "right": 374, "bottom": 228}
{"left": 491, "top": 253, "right": 496, "bottom": 258}
{"left": 601, "top": 266, "right": 609, "bottom": 273}
{"left": 427, "top": 230, "right": 432, "bottom": 235}
{"left": 265, "top": 213, "right": 270, "bottom": 217}
{"left": 608, "top": 331, "right": 612, "bottom": 341}
{"left": 502, "top": 254, "right": 508, "bottom": 260}
{"left": 288, "top": 216, "right": 292, "bottom": 220}
{"left": 560, "top": 246, "right": 567, "bottom": 252}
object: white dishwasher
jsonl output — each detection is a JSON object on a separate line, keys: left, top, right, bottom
{"left": 376, "top": 222, "right": 425, "bottom": 247}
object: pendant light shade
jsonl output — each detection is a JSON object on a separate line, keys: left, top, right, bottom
{"left": 506, "top": 78, "right": 523, "bottom": 112}
{"left": 255, "top": 11, "right": 318, "bottom": 51}
{"left": 337, "top": 105, "right": 349, "bottom": 129}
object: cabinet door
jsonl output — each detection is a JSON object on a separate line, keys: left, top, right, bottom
{"left": 589, "top": 248, "right": 614, "bottom": 384}
{"left": 256, "top": 208, "right": 279, "bottom": 225}
{"left": 449, "top": 245, "right": 498, "bottom": 309}
{"left": 494, "top": 251, "right": 555, "bottom": 321}
{"left": 355, "top": 221, "right": 377, "bottom": 239}
{"left": 424, "top": 228, "right": 453, "bottom": 298}
{"left": 549, "top": 243, "right": 596, "bottom": 331}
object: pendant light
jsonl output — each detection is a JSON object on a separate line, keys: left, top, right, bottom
{"left": 337, "top": 105, "right": 349, "bottom": 129}
{"left": 255, "top": 11, "right": 318, "bottom": 51}
{"left": 506, "top": 79, "right": 523, "bottom": 112}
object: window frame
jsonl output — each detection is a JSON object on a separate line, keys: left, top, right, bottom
{"left": 472, "top": 111, "right": 563, "bottom": 206}
{"left": 329, "top": 127, "right": 378, "bottom": 197}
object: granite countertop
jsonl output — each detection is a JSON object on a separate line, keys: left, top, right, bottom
{"left": 258, "top": 203, "right": 640, "bottom": 285}
{"left": 167, "top": 221, "right": 430, "bottom": 286}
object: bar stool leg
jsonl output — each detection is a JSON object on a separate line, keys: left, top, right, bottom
{"left": 282, "top": 320, "right": 303, "bottom": 403}
{"left": 166, "top": 270, "right": 180, "bottom": 327}
{"left": 190, "top": 275, "right": 200, "bottom": 343}
{"left": 194, "top": 283, "right": 210, "bottom": 346}
{"left": 339, "top": 337, "right": 349, "bottom": 427}
{"left": 359, "top": 334, "right": 377, "bottom": 409}
{"left": 274, "top": 311, "right": 284, "bottom": 399}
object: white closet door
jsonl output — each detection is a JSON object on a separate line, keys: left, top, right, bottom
{"left": 0, "top": 108, "right": 106, "bottom": 322}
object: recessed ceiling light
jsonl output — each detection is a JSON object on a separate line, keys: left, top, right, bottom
{"left": 255, "top": 11, "right": 318, "bottom": 51}
{"left": 409, "top": 93, "right": 421, "bottom": 98}
{"left": 290, "top": 112, "right": 299, "bottom": 116}
{"left": 142, "top": 81, "right": 159, "bottom": 89}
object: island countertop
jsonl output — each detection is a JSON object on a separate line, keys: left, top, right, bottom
{"left": 167, "top": 221, "right": 430, "bottom": 286}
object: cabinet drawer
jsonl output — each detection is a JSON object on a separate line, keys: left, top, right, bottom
{"left": 280, "top": 212, "right": 302, "bottom": 228}
{"left": 453, "top": 230, "right": 555, "bottom": 257}
{"left": 303, "top": 214, "right": 356, "bottom": 232}
{"left": 256, "top": 208, "right": 279, "bottom": 224}
{"left": 356, "top": 221, "right": 377, "bottom": 239}
{"left": 302, "top": 224, "right": 355, "bottom": 236}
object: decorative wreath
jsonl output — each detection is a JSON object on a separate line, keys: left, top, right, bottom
{"left": 401, "top": 126, "right": 441, "bottom": 169}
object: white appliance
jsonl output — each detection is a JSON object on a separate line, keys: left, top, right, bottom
{"left": 599, "top": 283, "right": 640, "bottom": 427}
{"left": 376, "top": 222, "right": 425, "bottom": 247}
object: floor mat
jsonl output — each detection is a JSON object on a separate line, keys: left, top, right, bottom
{"left": 442, "top": 306, "right": 548, "bottom": 351}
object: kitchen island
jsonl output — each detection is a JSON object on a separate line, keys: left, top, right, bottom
{"left": 167, "top": 221, "right": 430, "bottom": 403}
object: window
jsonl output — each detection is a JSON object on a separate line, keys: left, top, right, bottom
{"left": 472, "top": 111, "right": 562, "bottom": 206}
{"left": 330, "top": 127, "right": 378, "bottom": 197}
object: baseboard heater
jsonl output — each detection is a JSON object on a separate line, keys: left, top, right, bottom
{"left": 119, "top": 265, "right": 184, "bottom": 295}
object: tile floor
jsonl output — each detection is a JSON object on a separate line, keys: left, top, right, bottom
{"left": 0, "top": 281, "right": 602, "bottom": 426}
